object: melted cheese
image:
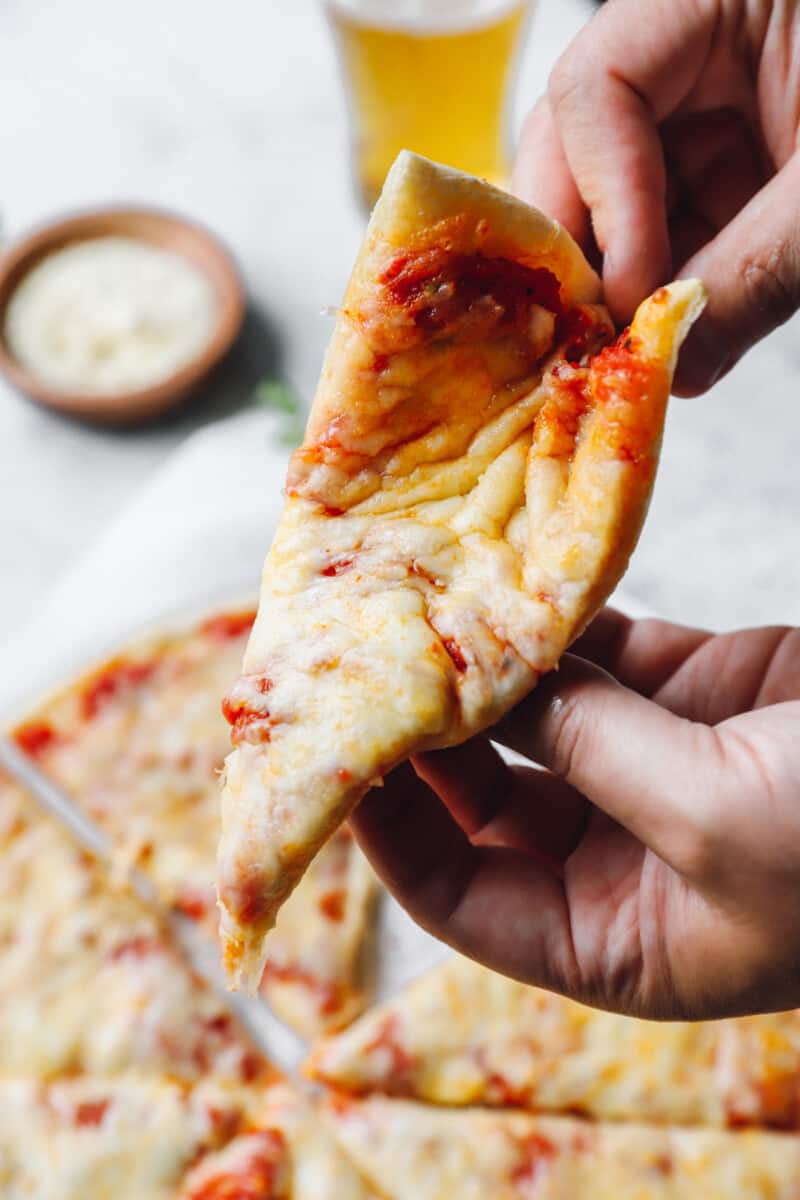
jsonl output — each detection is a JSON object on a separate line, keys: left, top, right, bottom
{"left": 217, "top": 153, "right": 705, "bottom": 988}
{"left": 309, "top": 955, "right": 800, "bottom": 1131}
{"left": 329, "top": 1098, "right": 800, "bottom": 1199}
{"left": 8, "top": 610, "right": 374, "bottom": 1038}
{"left": 0, "top": 786, "right": 269, "bottom": 1085}
{"left": 0, "top": 1078, "right": 264, "bottom": 1200}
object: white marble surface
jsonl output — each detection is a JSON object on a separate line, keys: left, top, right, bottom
{"left": 1, "top": 0, "right": 798, "bottom": 640}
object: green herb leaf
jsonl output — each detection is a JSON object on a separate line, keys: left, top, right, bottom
{"left": 254, "top": 377, "right": 306, "bottom": 449}
{"left": 253, "top": 378, "right": 301, "bottom": 416}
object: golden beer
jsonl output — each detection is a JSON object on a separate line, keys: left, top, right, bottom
{"left": 328, "top": 0, "right": 532, "bottom": 208}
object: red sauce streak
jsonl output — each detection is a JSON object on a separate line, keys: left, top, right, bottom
{"left": 363, "top": 1016, "right": 416, "bottom": 1087}
{"left": 321, "top": 557, "right": 354, "bottom": 578}
{"left": 322, "top": 504, "right": 345, "bottom": 518}
{"left": 381, "top": 252, "right": 564, "bottom": 341}
{"left": 175, "top": 889, "right": 211, "bottom": 921}
{"left": 654, "top": 1154, "right": 673, "bottom": 1176}
{"left": 590, "top": 334, "right": 663, "bottom": 466}
{"left": 206, "top": 1106, "right": 244, "bottom": 1141}
{"left": 511, "top": 1132, "right": 559, "bottom": 1186}
{"left": 319, "top": 889, "right": 346, "bottom": 922}
{"left": 441, "top": 637, "right": 468, "bottom": 673}
{"left": 260, "top": 961, "right": 343, "bottom": 1017}
{"left": 74, "top": 1099, "right": 110, "bottom": 1127}
{"left": 337, "top": 767, "right": 353, "bottom": 784}
{"left": 240, "top": 1051, "right": 265, "bottom": 1085}
{"left": 410, "top": 561, "right": 441, "bottom": 588}
{"left": 13, "top": 721, "right": 59, "bottom": 758}
{"left": 204, "top": 1014, "right": 233, "bottom": 1036}
{"left": 109, "top": 935, "right": 162, "bottom": 961}
{"left": 185, "top": 1131, "right": 288, "bottom": 1200}
{"left": 81, "top": 659, "right": 155, "bottom": 721}
{"left": 201, "top": 611, "right": 256, "bottom": 641}
{"left": 222, "top": 679, "right": 275, "bottom": 746}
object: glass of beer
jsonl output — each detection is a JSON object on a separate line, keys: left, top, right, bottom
{"left": 327, "top": 0, "right": 533, "bottom": 209}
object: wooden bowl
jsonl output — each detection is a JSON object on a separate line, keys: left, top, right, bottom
{"left": 0, "top": 208, "right": 246, "bottom": 423}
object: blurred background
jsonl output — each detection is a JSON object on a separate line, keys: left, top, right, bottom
{"left": 1, "top": 0, "right": 799, "bottom": 653}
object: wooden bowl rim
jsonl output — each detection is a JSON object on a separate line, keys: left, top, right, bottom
{"left": 0, "top": 205, "right": 246, "bottom": 422}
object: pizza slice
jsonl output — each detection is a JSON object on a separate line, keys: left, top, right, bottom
{"left": 0, "top": 1078, "right": 377, "bottom": 1199}
{"left": 326, "top": 1096, "right": 800, "bottom": 1200}
{"left": 218, "top": 150, "right": 706, "bottom": 988}
{"left": 9, "top": 608, "right": 376, "bottom": 1038}
{"left": 0, "top": 1076, "right": 287, "bottom": 1200}
{"left": 255, "top": 1083, "right": 379, "bottom": 1200}
{"left": 308, "top": 954, "right": 800, "bottom": 1131}
{"left": 0, "top": 778, "right": 273, "bottom": 1085}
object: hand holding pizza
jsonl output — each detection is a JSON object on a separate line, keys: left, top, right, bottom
{"left": 353, "top": 610, "right": 800, "bottom": 1021}
{"left": 512, "top": 0, "right": 800, "bottom": 395}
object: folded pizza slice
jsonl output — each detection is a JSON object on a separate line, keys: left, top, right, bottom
{"left": 308, "top": 954, "right": 800, "bottom": 1131}
{"left": 219, "top": 150, "right": 706, "bottom": 989}
{"left": 326, "top": 1096, "right": 800, "bottom": 1200}
{"left": 9, "top": 608, "right": 376, "bottom": 1038}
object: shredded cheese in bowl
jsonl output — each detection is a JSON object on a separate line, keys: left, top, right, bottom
{"left": 3, "top": 236, "right": 218, "bottom": 395}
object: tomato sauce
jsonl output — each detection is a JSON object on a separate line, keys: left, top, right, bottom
{"left": 200, "top": 611, "right": 256, "bottom": 641}
{"left": 81, "top": 659, "right": 155, "bottom": 721}
{"left": 13, "top": 720, "right": 59, "bottom": 758}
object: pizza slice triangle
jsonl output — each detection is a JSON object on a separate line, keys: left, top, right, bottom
{"left": 0, "top": 775, "right": 274, "bottom": 1086}
{"left": 9, "top": 611, "right": 377, "bottom": 1039}
{"left": 308, "top": 954, "right": 800, "bottom": 1130}
{"left": 325, "top": 1096, "right": 800, "bottom": 1200}
{"left": 218, "top": 151, "right": 706, "bottom": 989}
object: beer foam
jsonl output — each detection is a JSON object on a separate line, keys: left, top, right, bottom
{"left": 327, "top": 0, "right": 526, "bottom": 34}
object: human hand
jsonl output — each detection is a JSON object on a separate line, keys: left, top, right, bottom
{"left": 352, "top": 609, "right": 800, "bottom": 1020}
{"left": 512, "top": 0, "right": 800, "bottom": 395}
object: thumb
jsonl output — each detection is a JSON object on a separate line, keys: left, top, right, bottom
{"left": 675, "top": 153, "right": 800, "bottom": 396}
{"left": 492, "top": 656, "right": 724, "bottom": 874}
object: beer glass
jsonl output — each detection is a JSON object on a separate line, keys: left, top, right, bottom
{"left": 327, "top": 0, "right": 533, "bottom": 209}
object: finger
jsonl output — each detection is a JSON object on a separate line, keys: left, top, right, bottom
{"left": 413, "top": 741, "right": 589, "bottom": 867}
{"left": 511, "top": 98, "right": 590, "bottom": 245}
{"left": 492, "top": 655, "right": 724, "bottom": 872}
{"left": 675, "top": 152, "right": 800, "bottom": 396}
{"left": 662, "top": 109, "right": 766, "bottom": 236}
{"left": 570, "top": 608, "right": 712, "bottom": 697}
{"left": 655, "top": 626, "right": 800, "bottom": 722}
{"left": 352, "top": 762, "right": 580, "bottom": 992}
{"left": 546, "top": 0, "right": 713, "bottom": 321}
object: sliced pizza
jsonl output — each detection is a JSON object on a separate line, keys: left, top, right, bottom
{"left": 0, "top": 1076, "right": 285, "bottom": 1200}
{"left": 326, "top": 1095, "right": 800, "bottom": 1200}
{"left": 0, "top": 779, "right": 273, "bottom": 1085}
{"left": 0, "top": 1078, "right": 376, "bottom": 1200}
{"left": 307, "top": 954, "right": 800, "bottom": 1131}
{"left": 8, "top": 607, "right": 375, "bottom": 1038}
{"left": 256, "top": 1083, "right": 379, "bottom": 1200}
{"left": 218, "top": 150, "right": 706, "bottom": 988}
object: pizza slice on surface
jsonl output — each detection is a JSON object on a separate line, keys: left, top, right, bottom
{"left": 308, "top": 954, "right": 800, "bottom": 1131}
{"left": 0, "top": 1076, "right": 285, "bottom": 1200}
{"left": 218, "top": 150, "right": 706, "bottom": 988}
{"left": 325, "top": 1096, "right": 800, "bottom": 1200}
{"left": 8, "top": 608, "right": 376, "bottom": 1039}
{"left": 0, "top": 1078, "right": 377, "bottom": 1200}
{"left": 256, "top": 1083, "right": 379, "bottom": 1200}
{"left": 0, "top": 778, "right": 272, "bottom": 1085}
